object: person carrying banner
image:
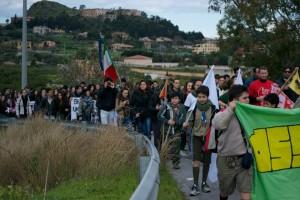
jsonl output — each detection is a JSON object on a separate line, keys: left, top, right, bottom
{"left": 212, "top": 85, "right": 252, "bottom": 200}
{"left": 158, "top": 93, "right": 186, "bottom": 169}
{"left": 183, "top": 86, "right": 216, "bottom": 196}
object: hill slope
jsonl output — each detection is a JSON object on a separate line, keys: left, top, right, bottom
{"left": 27, "top": 1, "right": 204, "bottom": 41}
{"left": 28, "top": 0, "right": 79, "bottom": 18}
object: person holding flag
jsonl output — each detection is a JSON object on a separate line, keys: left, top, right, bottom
{"left": 98, "top": 36, "right": 119, "bottom": 82}
{"left": 276, "top": 66, "right": 299, "bottom": 102}
{"left": 183, "top": 86, "right": 217, "bottom": 196}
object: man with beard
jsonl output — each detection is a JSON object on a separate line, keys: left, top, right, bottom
{"left": 248, "top": 67, "right": 273, "bottom": 106}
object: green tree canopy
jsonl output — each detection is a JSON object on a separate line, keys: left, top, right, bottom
{"left": 209, "top": 0, "right": 300, "bottom": 76}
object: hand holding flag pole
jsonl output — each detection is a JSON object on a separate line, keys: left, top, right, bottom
{"left": 280, "top": 67, "right": 299, "bottom": 92}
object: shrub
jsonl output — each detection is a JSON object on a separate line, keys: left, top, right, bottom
{"left": 0, "top": 118, "right": 137, "bottom": 192}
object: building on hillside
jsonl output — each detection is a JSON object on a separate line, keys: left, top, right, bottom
{"left": 33, "top": 26, "right": 51, "bottom": 35}
{"left": 36, "top": 41, "right": 56, "bottom": 48}
{"left": 193, "top": 39, "right": 220, "bottom": 54}
{"left": 112, "top": 32, "right": 129, "bottom": 40}
{"left": 80, "top": 9, "right": 110, "bottom": 17}
{"left": 111, "top": 43, "right": 133, "bottom": 51}
{"left": 51, "top": 28, "right": 65, "bottom": 34}
{"left": 78, "top": 32, "right": 88, "bottom": 38}
{"left": 156, "top": 37, "right": 173, "bottom": 43}
{"left": 16, "top": 41, "right": 32, "bottom": 50}
{"left": 139, "top": 37, "right": 152, "bottom": 49}
{"left": 80, "top": 8, "right": 142, "bottom": 18}
{"left": 124, "top": 55, "right": 153, "bottom": 66}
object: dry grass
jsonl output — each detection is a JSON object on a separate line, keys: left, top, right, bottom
{"left": 0, "top": 118, "right": 137, "bottom": 191}
{"left": 159, "top": 125, "right": 179, "bottom": 164}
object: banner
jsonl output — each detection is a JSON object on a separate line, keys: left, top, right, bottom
{"left": 71, "top": 97, "right": 81, "bottom": 120}
{"left": 271, "top": 83, "right": 294, "bottom": 108}
{"left": 235, "top": 103, "right": 300, "bottom": 200}
{"left": 30, "top": 101, "right": 35, "bottom": 112}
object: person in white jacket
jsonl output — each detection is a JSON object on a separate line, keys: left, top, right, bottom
{"left": 16, "top": 89, "right": 32, "bottom": 118}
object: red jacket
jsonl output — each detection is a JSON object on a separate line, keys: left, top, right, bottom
{"left": 248, "top": 79, "right": 273, "bottom": 106}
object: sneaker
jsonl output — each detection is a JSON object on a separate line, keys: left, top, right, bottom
{"left": 180, "top": 150, "right": 188, "bottom": 157}
{"left": 190, "top": 184, "right": 201, "bottom": 196}
{"left": 173, "top": 162, "right": 180, "bottom": 169}
{"left": 201, "top": 182, "right": 211, "bottom": 193}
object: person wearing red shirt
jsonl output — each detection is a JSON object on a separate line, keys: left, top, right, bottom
{"left": 248, "top": 67, "right": 273, "bottom": 106}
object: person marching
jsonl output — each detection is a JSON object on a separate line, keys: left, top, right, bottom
{"left": 212, "top": 85, "right": 252, "bottom": 200}
{"left": 158, "top": 93, "right": 186, "bottom": 169}
{"left": 183, "top": 85, "right": 217, "bottom": 196}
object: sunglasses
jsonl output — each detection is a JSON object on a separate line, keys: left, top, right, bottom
{"left": 284, "top": 71, "right": 291, "bottom": 73}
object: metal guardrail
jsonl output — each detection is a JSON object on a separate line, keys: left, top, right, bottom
{"left": 130, "top": 135, "right": 160, "bottom": 200}
{"left": 0, "top": 117, "right": 161, "bottom": 200}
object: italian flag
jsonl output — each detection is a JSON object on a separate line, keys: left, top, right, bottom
{"left": 98, "top": 37, "right": 119, "bottom": 82}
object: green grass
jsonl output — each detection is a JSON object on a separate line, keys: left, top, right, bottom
{"left": 0, "top": 64, "right": 60, "bottom": 89}
{"left": 158, "top": 166, "right": 185, "bottom": 200}
{"left": 32, "top": 167, "right": 138, "bottom": 200}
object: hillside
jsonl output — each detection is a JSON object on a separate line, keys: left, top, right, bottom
{"left": 28, "top": 0, "right": 79, "bottom": 19}
{"left": 27, "top": 1, "right": 204, "bottom": 42}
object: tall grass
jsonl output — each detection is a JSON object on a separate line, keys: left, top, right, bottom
{"left": 0, "top": 118, "right": 137, "bottom": 192}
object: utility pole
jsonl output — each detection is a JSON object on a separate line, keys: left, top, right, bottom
{"left": 21, "top": 0, "right": 28, "bottom": 88}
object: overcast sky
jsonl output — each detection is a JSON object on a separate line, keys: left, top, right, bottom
{"left": 0, "top": 0, "right": 223, "bottom": 37}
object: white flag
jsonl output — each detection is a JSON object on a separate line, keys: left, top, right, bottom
{"left": 203, "top": 66, "right": 219, "bottom": 109}
{"left": 234, "top": 68, "right": 243, "bottom": 85}
{"left": 184, "top": 93, "right": 197, "bottom": 112}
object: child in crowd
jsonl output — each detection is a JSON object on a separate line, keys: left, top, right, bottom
{"left": 183, "top": 85, "right": 217, "bottom": 196}
{"left": 263, "top": 93, "right": 279, "bottom": 108}
{"left": 158, "top": 93, "right": 186, "bottom": 169}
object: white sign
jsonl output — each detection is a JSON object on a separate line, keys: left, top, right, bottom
{"left": 30, "top": 101, "right": 35, "bottom": 112}
{"left": 71, "top": 97, "right": 81, "bottom": 120}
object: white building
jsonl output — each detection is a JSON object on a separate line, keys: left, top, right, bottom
{"left": 124, "top": 55, "right": 153, "bottom": 66}
{"left": 33, "top": 26, "right": 51, "bottom": 35}
{"left": 193, "top": 39, "right": 220, "bottom": 54}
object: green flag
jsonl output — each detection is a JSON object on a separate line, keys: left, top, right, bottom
{"left": 235, "top": 103, "right": 300, "bottom": 200}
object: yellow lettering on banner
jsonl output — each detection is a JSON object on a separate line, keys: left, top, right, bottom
{"left": 289, "top": 126, "right": 300, "bottom": 168}
{"left": 250, "top": 129, "right": 271, "bottom": 172}
{"left": 250, "top": 124, "right": 300, "bottom": 173}
{"left": 267, "top": 127, "right": 292, "bottom": 171}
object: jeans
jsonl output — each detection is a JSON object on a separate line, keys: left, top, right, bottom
{"left": 100, "top": 110, "right": 115, "bottom": 125}
{"left": 137, "top": 117, "right": 151, "bottom": 139}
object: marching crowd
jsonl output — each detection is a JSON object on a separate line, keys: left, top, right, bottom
{"left": 0, "top": 66, "right": 300, "bottom": 200}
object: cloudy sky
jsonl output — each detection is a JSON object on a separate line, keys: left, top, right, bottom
{"left": 0, "top": 0, "right": 223, "bottom": 37}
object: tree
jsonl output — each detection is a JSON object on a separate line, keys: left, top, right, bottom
{"left": 209, "top": 0, "right": 300, "bottom": 77}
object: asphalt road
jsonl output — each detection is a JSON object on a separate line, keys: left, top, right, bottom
{"left": 168, "top": 155, "right": 240, "bottom": 200}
